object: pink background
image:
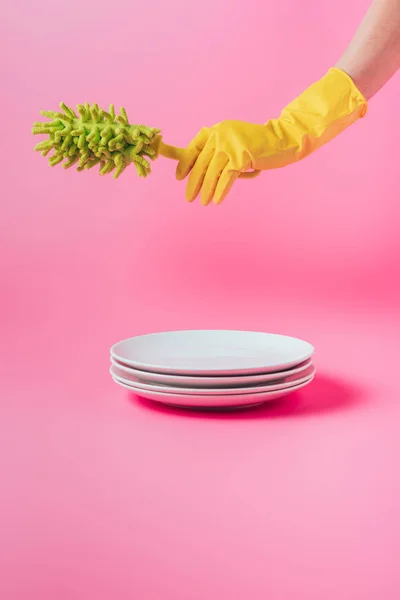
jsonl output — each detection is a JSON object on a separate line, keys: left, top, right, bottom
{"left": 2, "top": 0, "right": 400, "bottom": 598}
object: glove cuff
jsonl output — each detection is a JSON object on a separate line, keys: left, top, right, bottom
{"left": 259, "top": 67, "right": 368, "bottom": 170}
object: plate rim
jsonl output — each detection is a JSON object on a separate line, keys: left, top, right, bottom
{"left": 110, "top": 364, "right": 316, "bottom": 396}
{"left": 110, "top": 356, "right": 314, "bottom": 386}
{"left": 111, "top": 373, "right": 315, "bottom": 407}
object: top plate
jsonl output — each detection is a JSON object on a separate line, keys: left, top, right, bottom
{"left": 110, "top": 330, "right": 314, "bottom": 376}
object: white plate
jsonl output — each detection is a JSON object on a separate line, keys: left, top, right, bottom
{"left": 110, "top": 364, "right": 316, "bottom": 395}
{"left": 110, "top": 356, "right": 313, "bottom": 388}
{"left": 110, "top": 330, "right": 314, "bottom": 376}
{"left": 111, "top": 373, "right": 315, "bottom": 408}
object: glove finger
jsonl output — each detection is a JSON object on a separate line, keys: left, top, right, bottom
{"left": 214, "top": 166, "right": 240, "bottom": 205}
{"left": 200, "top": 153, "right": 229, "bottom": 206}
{"left": 176, "top": 128, "right": 210, "bottom": 181}
{"left": 186, "top": 144, "right": 215, "bottom": 202}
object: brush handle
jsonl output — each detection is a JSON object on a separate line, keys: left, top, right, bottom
{"left": 158, "top": 140, "right": 261, "bottom": 180}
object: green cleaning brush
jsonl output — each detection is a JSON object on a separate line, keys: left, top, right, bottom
{"left": 32, "top": 102, "right": 260, "bottom": 180}
{"left": 32, "top": 102, "right": 185, "bottom": 179}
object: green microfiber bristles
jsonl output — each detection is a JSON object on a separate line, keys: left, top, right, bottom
{"left": 32, "top": 102, "right": 161, "bottom": 178}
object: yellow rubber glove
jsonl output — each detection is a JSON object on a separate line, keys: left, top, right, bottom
{"left": 176, "top": 68, "right": 367, "bottom": 205}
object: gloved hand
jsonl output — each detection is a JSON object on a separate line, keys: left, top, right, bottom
{"left": 176, "top": 68, "right": 367, "bottom": 205}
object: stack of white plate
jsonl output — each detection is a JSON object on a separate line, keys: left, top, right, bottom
{"left": 110, "top": 330, "right": 315, "bottom": 409}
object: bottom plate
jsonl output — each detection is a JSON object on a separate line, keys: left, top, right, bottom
{"left": 111, "top": 374, "right": 315, "bottom": 408}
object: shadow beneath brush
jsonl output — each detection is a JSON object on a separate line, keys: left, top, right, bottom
{"left": 128, "top": 373, "right": 370, "bottom": 420}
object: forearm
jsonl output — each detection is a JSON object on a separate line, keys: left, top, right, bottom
{"left": 336, "top": 0, "right": 400, "bottom": 99}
